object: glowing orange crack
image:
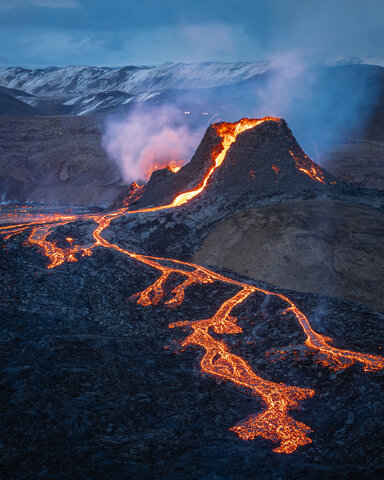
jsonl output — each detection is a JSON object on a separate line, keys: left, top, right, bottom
{"left": 289, "top": 150, "right": 327, "bottom": 184}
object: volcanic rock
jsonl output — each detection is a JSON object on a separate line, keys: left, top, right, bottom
{"left": 112, "top": 182, "right": 146, "bottom": 209}
{"left": 321, "top": 139, "right": 384, "bottom": 190}
{"left": 1, "top": 116, "right": 384, "bottom": 479}
{"left": 133, "top": 123, "right": 222, "bottom": 208}
{"left": 0, "top": 223, "right": 383, "bottom": 479}
{"left": 1, "top": 111, "right": 384, "bottom": 207}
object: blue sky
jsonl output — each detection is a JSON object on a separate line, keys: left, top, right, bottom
{"left": 0, "top": 0, "right": 383, "bottom": 67}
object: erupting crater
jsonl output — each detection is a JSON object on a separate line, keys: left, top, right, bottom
{"left": 1, "top": 117, "right": 383, "bottom": 454}
{"left": 130, "top": 116, "right": 337, "bottom": 211}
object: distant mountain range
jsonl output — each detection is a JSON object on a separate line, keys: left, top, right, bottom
{"left": 0, "top": 56, "right": 383, "bottom": 116}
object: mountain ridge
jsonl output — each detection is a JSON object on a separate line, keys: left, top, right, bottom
{"left": 2, "top": 56, "right": 384, "bottom": 97}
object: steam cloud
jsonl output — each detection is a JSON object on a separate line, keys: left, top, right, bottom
{"left": 102, "top": 105, "right": 202, "bottom": 184}
{"left": 212, "top": 51, "right": 381, "bottom": 163}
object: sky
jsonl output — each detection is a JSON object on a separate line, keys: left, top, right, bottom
{"left": 0, "top": 0, "right": 383, "bottom": 67}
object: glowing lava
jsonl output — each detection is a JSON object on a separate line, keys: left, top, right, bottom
{"left": 119, "top": 182, "right": 146, "bottom": 207}
{"left": 171, "top": 117, "right": 279, "bottom": 207}
{"left": 168, "top": 161, "right": 182, "bottom": 173}
{"left": 289, "top": 150, "right": 328, "bottom": 184}
{"left": 1, "top": 117, "right": 382, "bottom": 454}
{"left": 146, "top": 160, "right": 183, "bottom": 177}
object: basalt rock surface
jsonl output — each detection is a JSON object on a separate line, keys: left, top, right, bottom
{"left": 1, "top": 113, "right": 384, "bottom": 207}
{"left": 0, "top": 223, "right": 383, "bottom": 479}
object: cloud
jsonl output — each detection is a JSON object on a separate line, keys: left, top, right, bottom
{"left": 0, "top": 27, "right": 139, "bottom": 67}
{"left": 0, "top": 0, "right": 383, "bottom": 66}
{"left": 0, "top": 0, "right": 78, "bottom": 10}
{"left": 118, "top": 22, "right": 258, "bottom": 64}
{"left": 0, "top": 21, "right": 259, "bottom": 67}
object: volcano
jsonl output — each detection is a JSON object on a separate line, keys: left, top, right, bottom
{"left": 0, "top": 117, "right": 384, "bottom": 479}
{"left": 132, "top": 117, "right": 337, "bottom": 210}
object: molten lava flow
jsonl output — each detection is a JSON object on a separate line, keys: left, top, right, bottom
{"left": 170, "top": 117, "right": 279, "bottom": 207}
{"left": 124, "top": 117, "right": 280, "bottom": 215}
{"left": 146, "top": 160, "right": 183, "bottom": 177}
{"left": 1, "top": 117, "right": 382, "bottom": 454}
{"left": 120, "top": 182, "right": 145, "bottom": 207}
{"left": 168, "top": 161, "right": 182, "bottom": 173}
{"left": 289, "top": 150, "right": 328, "bottom": 184}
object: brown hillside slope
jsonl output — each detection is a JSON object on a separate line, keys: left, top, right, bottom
{"left": 193, "top": 200, "right": 384, "bottom": 313}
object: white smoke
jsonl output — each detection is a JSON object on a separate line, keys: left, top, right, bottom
{"left": 255, "top": 51, "right": 309, "bottom": 117}
{"left": 102, "top": 105, "right": 201, "bottom": 184}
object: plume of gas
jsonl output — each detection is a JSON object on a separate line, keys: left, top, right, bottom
{"left": 102, "top": 105, "right": 202, "bottom": 184}
{"left": 235, "top": 51, "right": 382, "bottom": 162}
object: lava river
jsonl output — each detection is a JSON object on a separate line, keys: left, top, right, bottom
{"left": 1, "top": 117, "right": 383, "bottom": 454}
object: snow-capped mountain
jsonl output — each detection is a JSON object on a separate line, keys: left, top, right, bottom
{"left": 0, "top": 57, "right": 383, "bottom": 116}
{"left": 1, "top": 57, "right": 383, "bottom": 99}
{"left": 315, "top": 55, "right": 384, "bottom": 68}
{"left": 0, "top": 62, "right": 271, "bottom": 98}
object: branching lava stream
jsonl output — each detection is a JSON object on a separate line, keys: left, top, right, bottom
{"left": 1, "top": 117, "right": 383, "bottom": 454}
